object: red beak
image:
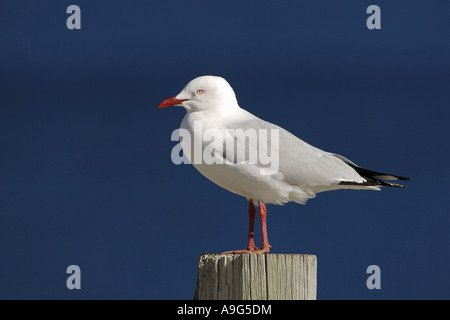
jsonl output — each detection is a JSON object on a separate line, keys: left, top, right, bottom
{"left": 158, "top": 96, "right": 189, "bottom": 109}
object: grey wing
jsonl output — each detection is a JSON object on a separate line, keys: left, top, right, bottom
{"left": 223, "top": 112, "right": 365, "bottom": 187}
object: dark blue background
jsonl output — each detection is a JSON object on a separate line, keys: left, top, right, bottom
{"left": 1, "top": 1, "right": 449, "bottom": 299}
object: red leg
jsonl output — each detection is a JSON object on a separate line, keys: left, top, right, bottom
{"left": 246, "top": 200, "right": 258, "bottom": 251}
{"left": 258, "top": 201, "right": 271, "bottom": 253}
{"left": 221, "top": 200, "right": 271, "bottom": 254}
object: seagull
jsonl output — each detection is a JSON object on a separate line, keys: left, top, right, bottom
{"left": 158, "top": 75, "right": 410, "bottom": 254}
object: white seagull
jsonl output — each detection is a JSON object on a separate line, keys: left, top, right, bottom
{"left": 158, "top": 76, "right": 410, "bottom": 254}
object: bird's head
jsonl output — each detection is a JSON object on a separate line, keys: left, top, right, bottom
{"left": 158, "top": 76, "right": 238, "bottom": 113}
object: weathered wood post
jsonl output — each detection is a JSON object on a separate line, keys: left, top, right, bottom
{"left": 194, "top": 254, "right": 317, "bottom": 300}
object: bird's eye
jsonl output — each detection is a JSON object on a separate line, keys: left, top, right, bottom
{"left": 196, "top": 89, "right": 204, "bottom": 95}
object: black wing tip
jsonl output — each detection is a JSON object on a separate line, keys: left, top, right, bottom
{"left": 348, "top": 166, "right": 410, "bottom": 188}
{"left": 391, "top": 175, "right": 411, "bottom": 181}
{"left": 384, "top": 181, "right": 408, "bottom": 188}
{"left": 358, "top": 172, "right": 410, "bottom": 188}
{"left": 332, "top": 154, "right": 411, "bottom": 187}
{"left": 339, "top": 180, "right": 408, "bottom": 188}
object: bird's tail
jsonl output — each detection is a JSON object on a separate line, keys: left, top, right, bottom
{"left": 334, "top": 155, "right": 411, "bottom": 188}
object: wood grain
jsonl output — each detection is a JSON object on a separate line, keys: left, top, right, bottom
{"left": 194, "top": 253, "right": 317, "bottom": 300}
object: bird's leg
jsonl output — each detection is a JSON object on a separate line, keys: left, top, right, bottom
{"left": 257, "top": 201, "right": 271, "bottom": 253}
{"left": 246, "top": 200, "right": 259, "bottom": 251}
{"left": 221, "top": 200, "right": 271, "bottom": 254}
{"left": 221, "top": 199, "right": 259, "bottom": 254}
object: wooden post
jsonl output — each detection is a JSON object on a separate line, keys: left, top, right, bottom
{"left": 194, "top": 254, "right": 317, "bottom": 300}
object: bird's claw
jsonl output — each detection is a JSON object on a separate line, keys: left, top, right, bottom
{"left": 221, "top": 246, "right": 270, "bottom": 254}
